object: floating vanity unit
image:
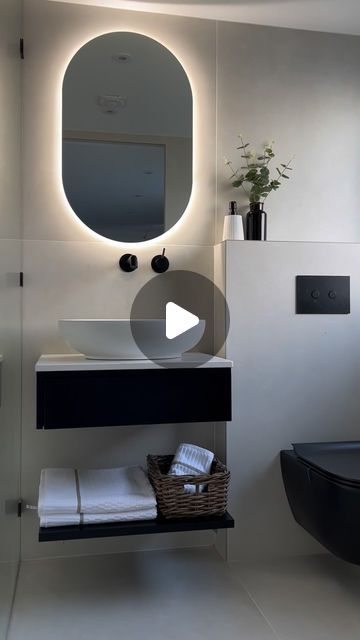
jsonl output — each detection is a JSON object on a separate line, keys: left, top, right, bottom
{"left": 36, "top": 353, "right": 232, "bottom": 429}
{"left": 36, "top": 353, "right": 233, "bottom": 542}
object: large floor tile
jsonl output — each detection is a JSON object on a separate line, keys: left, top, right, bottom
{"left": 231, "top": 554, "right": 360, "bottom": 640}
{"left": 8, "top": 548, "right": 277, "bottom": 640}
{"left": 0, "top": 562, "right": 18, "bottom": 640}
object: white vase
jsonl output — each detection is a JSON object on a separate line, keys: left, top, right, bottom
{"left": 222, "top": 215, "right": 244, "bottom": 241}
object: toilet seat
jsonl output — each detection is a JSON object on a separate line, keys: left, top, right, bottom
{"left": 281, "top": 441, "right": 360, "bottom": 565}
{"left": 293, "top": 441, "right": 360, "bottom": 488}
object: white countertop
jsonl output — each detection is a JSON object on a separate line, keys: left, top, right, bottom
{"left": 36, "top": 353, "right": 233, "bottom": 372}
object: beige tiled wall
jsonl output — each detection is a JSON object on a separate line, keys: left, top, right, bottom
{"left": 22, "top": 0, "right": 217, "bottom": 559}
{"left": 221, "top": 240, "right": 360, "bottom": 561}
{"left": 21, "top": 240, "right": 218, "bottom": 559}
{"left": 22, "top": 0, "right": 360, "bottom": 561}
{"left": 216, "top": 22, "right": 360, "bottom": 243}
{"left": 23, "top": 0, "right": 216, "bottom": 246}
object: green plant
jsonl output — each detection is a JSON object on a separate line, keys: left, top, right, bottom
{"left": 225, "top": 135, "right": 293, "bottom": 204}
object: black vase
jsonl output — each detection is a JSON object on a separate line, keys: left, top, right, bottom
{"left": 245, "top": 202, "right": 267, "bottom": 240}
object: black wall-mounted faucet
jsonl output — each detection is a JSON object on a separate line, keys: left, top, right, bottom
{"left": 119, "top": 254, "right": 138, "bottom": 272}
{"left": 151, "top": 248, "right": 169, "bottom": 273}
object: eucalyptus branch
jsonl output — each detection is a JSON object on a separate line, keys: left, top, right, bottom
{"left": 225, "top": 136, "right": 294, "bottom": 206}
{"left": 224, "top": 158, "right": 250, "bottom": 197}
{"left": 262, "top": 156, "right": 293, "bottom": 202}
{"left": 278, "top": 156, "right": 294, "bottom": 178}
{"left": 238, "top": 134, "right": 250, "bottom": 170}
{"left": 224, "top": 159, "right": 241, "bottom": 180}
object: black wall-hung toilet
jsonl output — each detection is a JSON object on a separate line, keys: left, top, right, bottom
{"left": 281, "top": 441, "right": 360, "bottom": 565}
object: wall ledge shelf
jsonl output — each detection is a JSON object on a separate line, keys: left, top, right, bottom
{"left": 39, "top": 511, "right": 234, "bottom": 542}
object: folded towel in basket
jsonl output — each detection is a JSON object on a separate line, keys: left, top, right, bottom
{"left": 40, "top": 507, "right": 157, "bottom": 528}
{"left": 38, "top": 466, "right": 156, "bottom": 516}
{"left": 168, "top": 443, "right": 214, "bottom": 494}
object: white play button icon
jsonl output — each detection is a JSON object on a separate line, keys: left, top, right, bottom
{"left": 131, "top": 270, "right": 230, "bottom": 366}
{"left": 166, "top": 302, "right": 200, "bottom": 340}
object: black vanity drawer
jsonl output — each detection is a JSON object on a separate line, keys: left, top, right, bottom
{"left": 36, "top": 368, "right": 232, "bottom": 429}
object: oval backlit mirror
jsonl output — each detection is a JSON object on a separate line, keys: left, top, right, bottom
{"left": 62, "top": 32, "right": 193, "bottom": 243}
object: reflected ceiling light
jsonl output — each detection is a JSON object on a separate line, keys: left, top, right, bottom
{"left": 97, "top": 94, "right": 127, "bottom": 113}
{"left": 112, "top": 52, "right": 132, "bottom": 63}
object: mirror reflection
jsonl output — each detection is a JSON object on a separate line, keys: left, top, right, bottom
{"left": 62, "top": 32, "right": 193, "bottom": 242}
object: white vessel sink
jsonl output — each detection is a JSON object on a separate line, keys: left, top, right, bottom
{"left": 58, "top": 319, "right": 205, "bottom": 360}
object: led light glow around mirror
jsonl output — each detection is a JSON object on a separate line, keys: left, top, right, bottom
{"left": 62, "top": 32, "right": 193, "bottom": 244}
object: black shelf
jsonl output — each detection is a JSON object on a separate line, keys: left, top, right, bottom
{"left": 39, "top": 511, "right": 234, "bottom": 542}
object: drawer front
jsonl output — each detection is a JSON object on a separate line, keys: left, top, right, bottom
{"left": 37, "top": 368, "right": 232, "bottom": 429}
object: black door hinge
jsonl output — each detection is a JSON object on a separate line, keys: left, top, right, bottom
{"left": 19, "top": 272, "right": 24, "bottom": 287}
{"left": 17, "top": 500, "right": 23, "bottom": 518}
{"left": 20, "top": 38, "right": 24, "bottom": 60}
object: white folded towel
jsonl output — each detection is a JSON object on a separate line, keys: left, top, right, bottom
{"left": 38, "top": 466, "right": 156, "bottom": 516}
{"left": 40, "top": 507, "right": 157, "bottom": 528}
{"left": 168, "top": 443, "right": 214, "bottom": 494}
{"left": 38, "top": 468, "right": 78, "bottom": 515}
{"left": 78, "top": 467, "right": 156, "bottom": 513}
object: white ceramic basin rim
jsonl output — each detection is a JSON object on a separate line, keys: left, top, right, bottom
{"left": 58, "top": 319, "right": 205, "bottom": 360}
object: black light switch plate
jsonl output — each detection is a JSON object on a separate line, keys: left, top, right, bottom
{"left": 296, "top": 276, "right": 350, "bottom": 314}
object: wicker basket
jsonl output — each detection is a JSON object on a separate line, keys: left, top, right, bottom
{"left": 147, "top": 454, "right": 230, "bottom": 519}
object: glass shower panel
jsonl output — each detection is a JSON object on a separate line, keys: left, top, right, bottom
{"left": 0, "top": 0, "right": 22, "bottom": 637}
{"left": 0, "top": 243, "right": 22, "bottom": 639}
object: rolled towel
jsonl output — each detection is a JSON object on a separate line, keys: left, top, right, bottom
{"left": 40, "top": 507, "right": 158, "bottom": 528}
{"left": 168, "top": 443, "right": 214, "bottom": 494}
{"left": 38, "top": 466, "right": 156, "bottom": 516}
